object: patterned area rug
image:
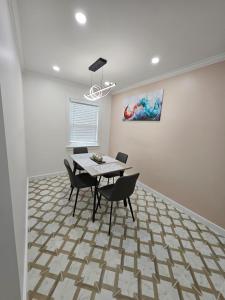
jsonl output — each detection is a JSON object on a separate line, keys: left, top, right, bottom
{"left": 28, "top": 174, "right": 225, "bottom": 300}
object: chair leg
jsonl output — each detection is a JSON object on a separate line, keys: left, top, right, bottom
{"left": 95, "top": 193, "right": 102, "bottom": 214}
{"left": 123, "top": 198, "right": 127, "bottom": 207}
{"left": 127, "top": 197, "right": 135, "bottom": 222}
{"left": 97, "top": 194, "right": 102, "bottom": 209}
{"left": 68, "top": 187, "right": 74, "bottom": 201}
{"left": 73, "top": 188, "right": 79, "bottom": 217}
{"left": 108, "top": 201, "right": 113, "bottom": 235}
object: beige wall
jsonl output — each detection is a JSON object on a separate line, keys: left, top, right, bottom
{"left": 110, "top": 61, "right": 225, "bottom": 229}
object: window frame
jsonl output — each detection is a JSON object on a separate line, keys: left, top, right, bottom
{"left": 68, "top": 99, "right": 100, "bottom": 147}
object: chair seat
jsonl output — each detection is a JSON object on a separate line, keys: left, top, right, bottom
{"left": 98, "top": 184, "right": 115, "bottom": 200}
{"left": 103, "top": 171, "right": 121, "bottom": 178}
{"left": 74, "top": 173, "right": 96, "bottom": 188}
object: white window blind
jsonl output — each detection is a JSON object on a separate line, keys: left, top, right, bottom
{"left": 69, "top": 101, "right": 99, "bottom": 146}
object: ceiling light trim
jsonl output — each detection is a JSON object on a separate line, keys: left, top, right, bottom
{"left": 52, "top": 65, "right": 60, "bottom": 72}
{"left": 75, "top": 12, "right": 87, "bottom": 25}
{"left": 151, "top": 56, "right": 160, "bottom": 64}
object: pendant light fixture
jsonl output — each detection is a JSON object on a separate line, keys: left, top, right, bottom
{"left": 84, "top": 58, "right": 116, "bottom": 101}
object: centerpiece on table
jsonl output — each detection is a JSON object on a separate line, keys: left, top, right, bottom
{"left": 90, "top": 153, "right": 105, "bottom": 164}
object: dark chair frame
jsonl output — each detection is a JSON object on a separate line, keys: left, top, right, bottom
{"left": 97, "top": 173, "right": 139, "bottom": 235}
{"left": 100, "top": 152, "right": 128, "bottom": 206}
{"left": 103, "top": 152, "right": 128, "bottom": 184}
{"left": 64, "top": 159, "right": 97, "bottom": 218}
{"left": 72, "top": 147, "right": 94, "bottom": 195}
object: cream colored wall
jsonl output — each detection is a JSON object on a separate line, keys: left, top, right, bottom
{"left": 23, "top": 71, "right": 111, "bottom": 177}
{"left": 110, "top": 61, "right": 225, "bottom": 229}
{"left": 0, "top": 0, "right": 27, "bottom": 297}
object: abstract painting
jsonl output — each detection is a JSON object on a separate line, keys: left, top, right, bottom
{"left": 123, "top": 89, "right": 164, "bottom": 121}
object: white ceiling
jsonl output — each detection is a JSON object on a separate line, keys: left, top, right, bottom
{"left": 17, "top": 0, "right": 225, "bottom": 91}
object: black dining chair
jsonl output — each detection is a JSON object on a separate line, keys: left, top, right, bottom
{"left": 73, "top": 147, "right": 88, "bottom": 174}
{"left": 64, "top": 159, "right": 97, "bottom": 217}
{"left": 103, "top": 152, "right": 128, "bottom": 184}
{"left": 97, "top": 173, "right": 139, "bottom": 235}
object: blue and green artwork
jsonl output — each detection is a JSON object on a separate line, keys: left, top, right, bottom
{"left": 123, "top": 89, "right": 164, "bottom": 121}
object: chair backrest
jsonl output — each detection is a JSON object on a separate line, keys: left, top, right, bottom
{"left": 116, "top": 152, "right": 128, "bottom": 164}
{"left": 64, "top": 159, "right": 75, "bottom": 186}
{"left": 110, "top": 173, "right": 139, "bottom": 201}
{"left": 73, "top": 147, "right": 88, "bottom": 154}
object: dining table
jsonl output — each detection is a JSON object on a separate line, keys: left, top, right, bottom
{"left": 70, "top": 152, "right": 132, "bottom": 222}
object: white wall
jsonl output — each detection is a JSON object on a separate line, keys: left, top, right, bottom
{"left": 23, "top": 71, "right": 111, "bottom": 177}
{"left": 0, "top": 0, "right": 27, "bottom": 298}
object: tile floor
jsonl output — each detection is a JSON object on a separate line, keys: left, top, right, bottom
{"left": 27, "top": 174, "right": 225, "bottom": 300}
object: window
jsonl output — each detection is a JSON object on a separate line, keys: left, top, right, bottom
{"left": 69, "top": 101, "right": 99, "bottom": 146}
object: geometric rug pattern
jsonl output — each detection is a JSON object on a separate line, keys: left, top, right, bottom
{"left": 28, "top": 174, "right": 225, "bottom": 300}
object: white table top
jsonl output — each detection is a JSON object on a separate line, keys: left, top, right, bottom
{"left": 70, "top": 153, "right": 132, "bottom": 177}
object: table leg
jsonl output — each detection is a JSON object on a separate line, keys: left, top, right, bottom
{"left": 92, "top": 184, "right": 97, "bottom": 222}
{"left": 93, "top": 175, "right": 103, "bottom": 221}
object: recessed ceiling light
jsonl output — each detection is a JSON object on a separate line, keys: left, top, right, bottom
{"left": 75, "top": 12, "right": 87, "bottom": 25}
{"left": 52, "top": 65, "right": 60, "bottom": 72}
{"left": 151, "top": 56, "right": 160, "bottom": 64}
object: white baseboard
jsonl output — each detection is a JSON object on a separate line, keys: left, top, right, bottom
{"left": 29, "top": 170, "right": 66, "bottom": 180}
{"left": 22, "top": 177, "right": 29, "bottom": 300}
{"left": 137, "top": 180, "right": 225, "bottom": 237}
